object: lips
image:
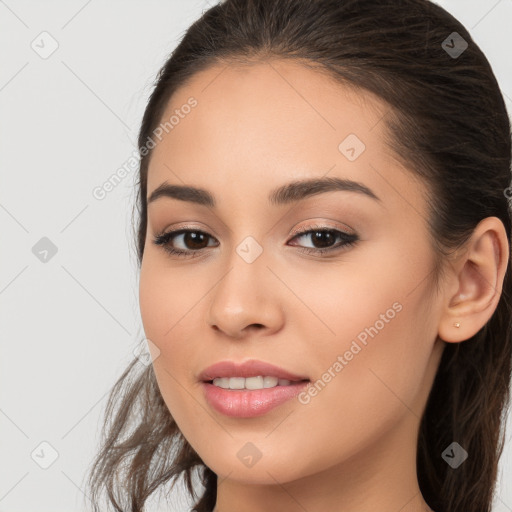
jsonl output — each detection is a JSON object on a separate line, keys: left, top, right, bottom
{"left": 198, "top": 359, "right": 310, "bottom": 383}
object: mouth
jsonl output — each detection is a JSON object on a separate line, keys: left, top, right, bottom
{"left": 203, "top": 376, "right": 310, "bottom": 390}
{"left": 201, "top": 378, "right": 311, "bottom": 418}
{"left": 203, "top": 375, "right": 310, "bottom": 391}
{"left": 198, "top": 359, "right": 310, "bottom": 384}
{"left": 198, "top": 360, "right": 311, "bottom": 417}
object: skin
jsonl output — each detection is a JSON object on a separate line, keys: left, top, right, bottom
{"left": 138, "top": 59, "right": 509, "bottom": 512}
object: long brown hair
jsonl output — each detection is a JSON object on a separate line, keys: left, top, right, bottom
{"left": 85, "top": 1, "right": 512, "bottom": 511}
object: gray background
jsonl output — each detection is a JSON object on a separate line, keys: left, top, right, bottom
{"left": 1, "top": 1, "right": 511, "bottom": 511}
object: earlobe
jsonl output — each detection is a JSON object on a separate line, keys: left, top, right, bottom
{"left": 438, "top": 217, "right": 509, "bottom": 344}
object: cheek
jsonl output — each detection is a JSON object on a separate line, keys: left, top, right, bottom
{"left": 281, "top": 298, "right": 435, "bottom": 483}
{"left": 290, "top": 242, "right": 437, "bottom": 434}
{"left": 305, "top": 285, "right": 434, "bottom": 423}
{"left": 138, "top": 256, "right": 198, "bottom": 417}
{"left": 139, "top": 253, "right": 190, "bottom": 348}
{"left": 138, "top": 251, "right": 204, "bottom": 398}
{"left": 138, "top": 264, "right": 194, "bottom": 434}
{"left": 284, "top": 252, "right": 405, "bottom": 350}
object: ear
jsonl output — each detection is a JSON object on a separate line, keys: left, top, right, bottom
{"left": 438, "top": 217, "right": 510, "bottom": 343}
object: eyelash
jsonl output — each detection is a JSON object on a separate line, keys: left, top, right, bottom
{"left": 152, "top": 224, "right": 358, "bottom": 259}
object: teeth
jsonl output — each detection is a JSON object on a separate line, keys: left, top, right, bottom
{"left": 212, "top": 376, "right": 294, "bottom": 390}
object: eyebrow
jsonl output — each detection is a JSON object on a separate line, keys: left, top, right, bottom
{"left": 147, "top": 176, "right": 381, "bottom": 207}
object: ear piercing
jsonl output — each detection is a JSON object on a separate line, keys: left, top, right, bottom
{"left": 454, "top": 322, "right": 460, "bottom": 328}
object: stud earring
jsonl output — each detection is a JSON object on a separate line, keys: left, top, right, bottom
{"left": 454, "top": 322, "right": 460, "bottom": 328}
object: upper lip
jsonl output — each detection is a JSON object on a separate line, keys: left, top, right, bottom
{"left": 198, "top": 359, "right": 310, "bottom": 382}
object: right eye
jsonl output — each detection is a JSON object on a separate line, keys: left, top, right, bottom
{"left": 152, "top": 228, "right": 219, "bottom": 258}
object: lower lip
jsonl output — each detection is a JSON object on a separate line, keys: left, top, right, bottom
{"left": 201, "top": 381, "right": 309, "bottom": 418}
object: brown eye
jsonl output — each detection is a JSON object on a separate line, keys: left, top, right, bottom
{"left": 288, "top": 226, "right": 358, "bottom": 255}
{"left": 153, "top": 229, "right": 218, "bottom": 258}
{"left": 179, "top": 231, "right": 210, "bottom": 250}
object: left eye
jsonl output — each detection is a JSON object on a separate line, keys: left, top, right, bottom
{"left": 290, "top": 227, "right": 358, "bottom": 252}
{"left": 152, "top": 226, "right": 359, "bottom": 258}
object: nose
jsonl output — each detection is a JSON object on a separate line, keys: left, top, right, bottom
{"left": 206, "top": 251, "right": 285, "bottom": 340}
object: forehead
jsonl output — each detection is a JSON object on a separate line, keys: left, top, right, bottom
{"left": 145, "top": 59, "right": 425, "bottom": 216}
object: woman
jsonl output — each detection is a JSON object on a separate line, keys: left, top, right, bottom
{"left": 86, "top": 1, "right": 512, "bottom": 511}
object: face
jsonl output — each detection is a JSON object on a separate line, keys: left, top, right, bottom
{"left": 139, "top": 59, "right": 446, "bottom": 485}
